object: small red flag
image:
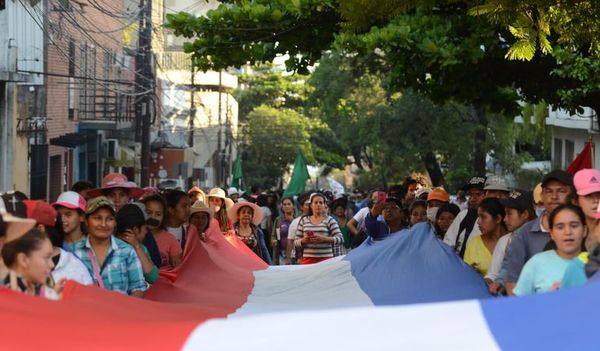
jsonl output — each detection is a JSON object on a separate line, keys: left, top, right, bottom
{"left": 567, "top": 140, "right": 593, "bottom": 175}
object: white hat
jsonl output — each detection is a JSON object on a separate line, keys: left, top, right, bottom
{"left": 208, "top": 188, "right": 233, "bottom": 209}
{"left": 227, "top": 187, "right": 240, "bottom": 196}
{"left": 208, "top": 187, "right": 227, "bottom": 199}
{"left": 0, "top": 196, "right": 35, "bottom": 242}
{"left": 52, "top": 191, "right": 87, "bottom": 212}
{"left": 228, "top": 200, "right": 263, "bottom": 226}
{"left": 484, "top": 175, "right": 510, "bottom": 192}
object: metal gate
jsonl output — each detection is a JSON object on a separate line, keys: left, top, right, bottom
{"left": 29, "top": 144, "right": 48, "bottom": 200}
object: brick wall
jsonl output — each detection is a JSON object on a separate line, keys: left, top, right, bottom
{"left": 45, "top": 0, "right": 137, "bottom": 194}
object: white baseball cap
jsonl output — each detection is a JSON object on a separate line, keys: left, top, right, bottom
{"left": 52, "top": 191, "right": 87, "bottom": 212}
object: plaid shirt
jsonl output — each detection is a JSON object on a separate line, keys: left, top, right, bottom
{"left": 73, "top": 236, "right": 148, "bottom": 295}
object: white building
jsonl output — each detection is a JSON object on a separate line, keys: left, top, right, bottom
{"left": 546, "top": 107, "right": 599, "bottom": 169}
{"left": 153, "top": 0, "right": 239, "bottom": 188}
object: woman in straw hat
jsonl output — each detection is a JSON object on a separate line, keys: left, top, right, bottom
{"left": 229, "top": 201, "right": 272, "bottom": 264}
{"left": 208, "top": 188, "right": 234, "bottom": 235}
{"left": 189, "top": 201, "right": 212, "bottom": 241}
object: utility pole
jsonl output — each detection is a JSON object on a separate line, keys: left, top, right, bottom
{"left": 136, "top": 0, "right": 153, "bottom": 186}
{"left": 188, "top": 66, "right": 195, "bottom": 147}
{"left": 216, "top": 70, "right": 222, "bottom": 186}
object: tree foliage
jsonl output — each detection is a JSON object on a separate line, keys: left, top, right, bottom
{"left": 235, "top": 64, "right": 312, "bottom": 122}
{"left": 242, "top": 105, "right": 338, "bottom": 187}
{"left": 165, "top": 0, "right": 340, "bottom": 74}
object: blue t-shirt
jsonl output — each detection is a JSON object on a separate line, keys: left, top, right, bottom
{"left": 514, "top": 250, "right": 575, "bottom": 295}
{"left": 561, "top": 252, "right": 589, "bottom": 289}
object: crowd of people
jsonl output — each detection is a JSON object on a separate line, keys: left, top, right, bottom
{"left": 0, "top": 167, "right": 599, "bottom": 300}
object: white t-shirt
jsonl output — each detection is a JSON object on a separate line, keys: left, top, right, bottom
{"left": 166, "top": 226, "right": 185, "bottom": 244}
{"left": 52, "top": 248, "right": 93, "bottom": 285}
{"left": 286, "top": 216, "right": 304, "bottom": 259}
{"left": 443, "top": 209, "right": 481, "bottom": 253}
{"left": 260, "top": 207, "right": 272, "bottom": 230}
{"left": 352, "top": 207, "right": 370, "bottom": 223}
{"left": 485, "top": 233, "right": 512, "bottom": 281}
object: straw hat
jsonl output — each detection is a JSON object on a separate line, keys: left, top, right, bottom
{"left": 208, "top": 188, "right": 233, "bottom": 209}
{"left": 87, "top": 173, "right": 144, "bottom": 199}
{"left": 208, "top": 187, "right": 226, "bottom": 199}
{"left": 190, "top": 200, "right": 212, "bottom": 218}
{"left": 228, "top": 200, "right": 263, "bottom": 225}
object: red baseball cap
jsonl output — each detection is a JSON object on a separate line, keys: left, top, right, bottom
{"left": 23, "top": 200, "right": 57, "bottom": 227}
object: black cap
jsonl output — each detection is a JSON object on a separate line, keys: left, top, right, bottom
{"left": 462, "top": 176, "right": 487, "bottom": 191}
{"left": 116, "top": 203, "right": 160, "bottom": 233}
{"left": 500, "top": 190, "right": 534, "bottom": 211}
{"left": 116, "top": 204, "right": 146, "bottom": 234}
{"left": 384, "top": 197, "right": 403, "bottom": 209}
{"left": 0, "top": 192, "right": 28, "bottom": 218}
{"left": 541, "top": 170, "right": 573, "bottom": 188}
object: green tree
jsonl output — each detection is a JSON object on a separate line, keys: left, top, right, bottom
{"left": 235, "top": 64, "right": 312, "bottom": 122}
{"left": 242, "top": 105, "right": 339, "bottom": 187}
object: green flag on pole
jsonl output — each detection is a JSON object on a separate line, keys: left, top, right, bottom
{"left": 283, "top": 151, "right": 310, "bottom": 197}
{"left": 231, "top": 153, "right": 243, "bottom": 190}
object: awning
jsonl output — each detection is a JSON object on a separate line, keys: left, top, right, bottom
{"left": 49, "top": 132, "right": 93, "bottom": 148}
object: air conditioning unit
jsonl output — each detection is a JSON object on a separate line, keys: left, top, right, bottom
{"left": 104, "top": 139, "right": 120, "bottom": 160}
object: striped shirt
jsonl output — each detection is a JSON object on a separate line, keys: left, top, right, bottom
{"left": 294, "top": 216, "right": 343, "bottom": 258}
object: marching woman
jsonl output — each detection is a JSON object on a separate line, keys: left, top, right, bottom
{"left": 87, "top": 173, "right": 144, "bottom": 212}
{"left": 73, "top": 197, "right": 147, "bottom": 297}
{"left": 294, "top": 193, "right": 343, "bottom": 265}
{"left": 1, "top": 228, "right": 60, "bottom": 299}
{"left": 208, "top": 188, "right": 234, "bottom": 236}
{"left": 229, "top": 200, "right": 272, "bottom": 264}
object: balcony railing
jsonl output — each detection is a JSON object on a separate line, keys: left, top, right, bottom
{"left": 157, "top": 51, "right": 192, "bottom": 71}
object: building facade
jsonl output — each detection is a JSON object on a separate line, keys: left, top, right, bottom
{"left": 43, "top": 0, "right": 139, "bottom": 200}
{"left": 546, "top": 107, "right": 599, "bottom": 169}
{"left": 0, "top": 0, "right": 44, "bottom": 195}
{"left": 154, "top": 0, "right": 239, "bottom": 189}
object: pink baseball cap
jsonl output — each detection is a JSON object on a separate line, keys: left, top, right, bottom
{"left": 52, "top": 191, "right": 87, "bottom": 212}
{"left": 574, "top": 169, "right": 600, "bottom": 196}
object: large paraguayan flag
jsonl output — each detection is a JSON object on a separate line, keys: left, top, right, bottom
{"left": 0, "top": 221, "right": 594, "bottom": 350}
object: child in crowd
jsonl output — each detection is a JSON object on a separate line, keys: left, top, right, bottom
{"left": 514, "top": 204, "right": 586, "bottom": 295}
{"left": 87, "top": 173, "right": 144, "bottom": 212}
{"left": 142, "top": 194, "right": 182, "bottom": 269}
{"left": 116, "top": 203, "right": 160, "bottom": 284}
{"left": 24, "top": 200, "right": 92, "bottom": 286}
{"left": 464, "top": 198, "right": 506, "bottom": 277}
{"left": 189, "top": 200, "right": 212, "bottom": 241}
{"left": 409, "top": 200, "right": 428, "bottom": 227}
{"left": 487, "top": 190, "right": 536, "bottom": 294}
{"left": 1, "top": 228, "right": 61, "bottom": 299}
{"left": 52, "top": 191, "right": 87, "bottom": 251}
{"left": 434, "top": 203, "right": 460, "bottom": 240}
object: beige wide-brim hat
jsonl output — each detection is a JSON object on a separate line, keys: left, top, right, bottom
{"left": 189, "top": 200, "right": 213, "bottom": 218}
{"left": 208, "top": 188, "right": 233, "bottom": 209}
{"left": 228, "top": 200, "right": 263, "bottom": 225}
